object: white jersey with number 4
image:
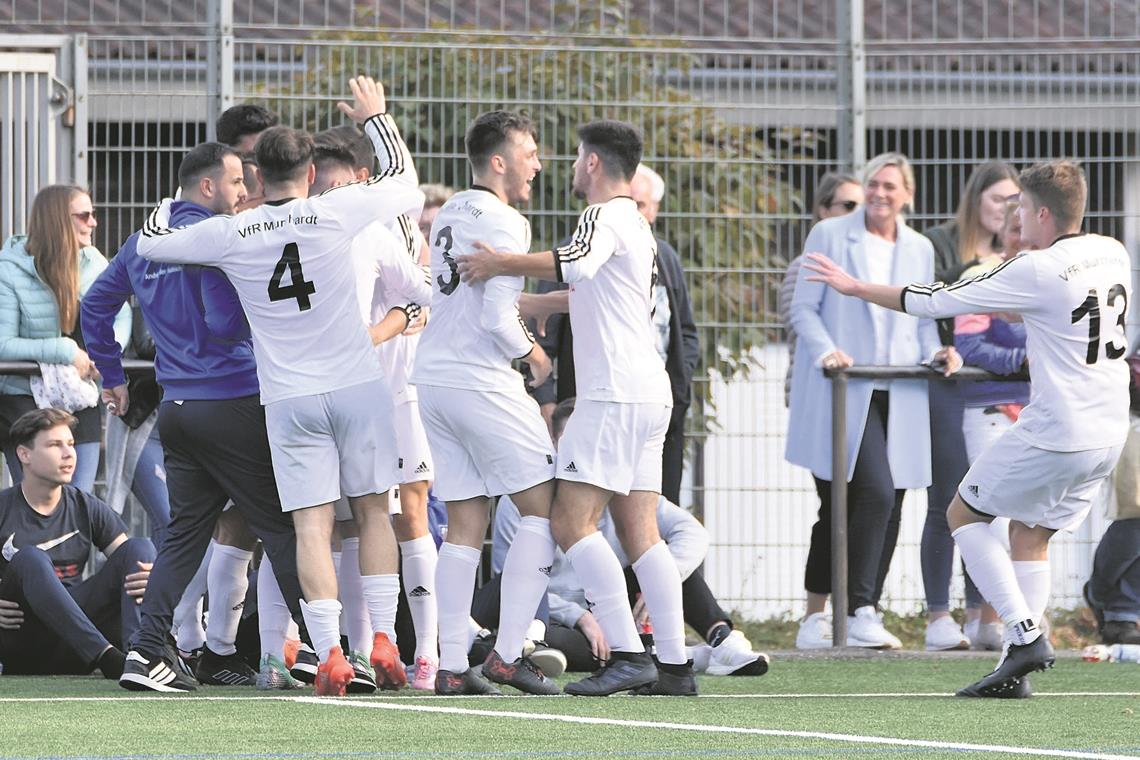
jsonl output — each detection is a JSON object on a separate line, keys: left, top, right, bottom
{"left": 555, "top": 196, "right": 671, "bottom": 405}
{"left": 411, "top": 187, "right": 536, "bottom": 392}
{"left": 137, "top": 114, "right": 423, "bottom": 405}
{"left": 902, "top": 233, "right": 1131, "bottom": 452}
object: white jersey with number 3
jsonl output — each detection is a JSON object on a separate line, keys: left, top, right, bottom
{"left": 137, "top": 115, "right": 423, "bottom": 405}
{"left": 902, "top": 234, "right": 1131, "bottom": 452}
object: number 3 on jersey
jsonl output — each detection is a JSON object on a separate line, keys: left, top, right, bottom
{"left": 268, "top": 242, "right": 317, "bottom": 311}
{"left": 1071, "top": 284, "right": 1127, "bottom": 364}
{"left": 435, "top": 225, "right": 459, "bottom": 296}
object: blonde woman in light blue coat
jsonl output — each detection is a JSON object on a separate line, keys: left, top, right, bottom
{"left": 787, "top": 153, "right": 960, "bottom": 650}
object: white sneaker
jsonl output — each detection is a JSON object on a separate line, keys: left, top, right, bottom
{"left": 846, "top": 606, "right": 903, "bottom": 649}
{"left": 966, "top": 619, "right": 1005, "bottom": 651}
{"left": 688, "top": 643, "right": 713, "bottom": 673}
{"left": 707, "top": 630, "right": 769, "bottom": 676}
{"left": 795, "top": 612, "right": 833, "bottom": 649}
{"left": 925, "top": 616, "right": 970, "bottom": 651}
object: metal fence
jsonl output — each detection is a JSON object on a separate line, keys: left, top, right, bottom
{"left": 2, "top": 0, "right": 1139, "bottom": 621}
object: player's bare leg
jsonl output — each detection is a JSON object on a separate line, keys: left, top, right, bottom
{"left": 949, "top": 495, "right": 1054, "bottom": 697}
{"left": 434, "top": 497, "right": 501, "bottom": 695}
{"left": 392, "top": 480, "right": 439, "bottom": 688}
{"left": 347, "top": 492, "right": 404, "bottom": 689}
{"left": 481, "top": 479, "right": 559, "bottom": 695}
{"left": 292, "top": 503, "right": 353, "bottom": 695}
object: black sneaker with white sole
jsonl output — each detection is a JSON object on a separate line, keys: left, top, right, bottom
{"left": 119, "top": 650, "right": 199, "bottom": 692}
{"left": 195, "top": 646, "right": 257, "bottom": 686}
{"left": 564, "top": 651, "right": 658, "bottom": 696}
{"left": 289, "top": 645, "right": 319, "bottom": 685}
{"left": 956, "top": 635, "right": 1054, "bottom": 698}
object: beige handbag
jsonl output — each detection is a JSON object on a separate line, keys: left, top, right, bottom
{"left": 1111, "top": 414, "right": 1140, "bottom": 520}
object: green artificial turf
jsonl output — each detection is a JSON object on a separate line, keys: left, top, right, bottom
{"left": 2, "top": 656, "right": 1137, "bottom": 759}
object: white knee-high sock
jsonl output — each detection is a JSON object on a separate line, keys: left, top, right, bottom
{"left": 300, "top": 598, "right": 343, "bottom": 662}
{"left": 494, "top": 516, "right": 555, "bottom": 662}
{"left": 1013, "top": 560, "right": 1051, "bottom": 624}
{"left": 173, "top": 542, "right": 211, "bottom": 653}
{"left": 565, "top": 532, "right": 643, "bottom": 654}
{"left": 361, "top": 574, "right": 400, "bottom": 640}
{"left": 953, "top": 523, "right": 1039, "bottom": 645}
{"left": 631, "top": 541, "right": 687, "bottom": 665}
{"left": 256, "top": 555, "right": 291, "bottom": 661}
{"left": 436, "top": 543, "right": 481, "bottom": 673}
{"left": 337, "top": 537, "right": 371, "bottom": 656}
{"left": 205, "top": 543, "right": 254, "bottom": 656}
{"left": 399, "top": 536, "right": 439, "bottom": 660}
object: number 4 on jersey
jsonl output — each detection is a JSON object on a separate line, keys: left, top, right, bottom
{"left": 268, "top": 242, "right": 317, "bottom": 311}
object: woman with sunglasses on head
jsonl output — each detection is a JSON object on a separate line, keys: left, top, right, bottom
{"left": 0, "top": 185, "right": 131, "bottom": 490}
{"left": 920, "top": 162, "right": 1020, "bottom": 652}
{"left": 788, "top": 154, "right": 958, "bottom": 650}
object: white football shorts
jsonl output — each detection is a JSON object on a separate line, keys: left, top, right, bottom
{"left": 418, "top": 384, "right": 555, "bottom": 501}
{"left": 556, "top": 400, "right": 671, "bottom": 495}
{"left": 958, "top": 429, "right": 1122, "bottom": 531}
{"left": 265, "top": 378, "right": 399, "bottom": 512}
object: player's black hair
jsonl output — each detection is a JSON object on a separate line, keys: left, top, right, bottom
{"left": 177, "top": 142, "right": 240, "bottom": 190}
{"left": 216, "top": 104, "right": 279, "bottom": 149}
{"left": 317, "top": 125, "right": 374, "bottom": 174}
{"left": 465, "top": 110, "right": 538, "bottom": 173}
{"left": 10, "top": 408, "right": 76, "bottom": 450}
{"left": 577, "top": 120, "right": 643, "bottom": 182}
{"left": 255, "top": 126, "right": 315, "bottom": 186}
{"left": 312, "top": 134, "right": 358, "bottom": 175}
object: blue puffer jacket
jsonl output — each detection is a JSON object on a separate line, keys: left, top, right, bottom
{"left": 0, "top": 235, "right": 131, "bottom": 396}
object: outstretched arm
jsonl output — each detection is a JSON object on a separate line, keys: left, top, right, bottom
{"left": 458, "top": 243, "right": 557, "bottom": 282}
{"left": 802, "top": 253, "right": 906, "bottom": 312}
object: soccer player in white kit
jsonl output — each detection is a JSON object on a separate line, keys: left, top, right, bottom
{"left": 410, "top": 110, "right": 561, "bottom": 696}
{"left": 137, "top": 76, "right": 423, "bottom": 697}
{"left": 804, "top": 160, "right": 1131, "bottom": 698}
{"left": 458, "top": 120, "right": 694, "bottom": 696}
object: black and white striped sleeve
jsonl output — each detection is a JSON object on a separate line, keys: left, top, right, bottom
{"left": 554, "top": 205, "right": 617, "bottom": 283}
{"left": 136, "top": 198, "right": 228, "bottom": 265}
{"left": 901, "top": 253, "right": 1037, "bottom": 319}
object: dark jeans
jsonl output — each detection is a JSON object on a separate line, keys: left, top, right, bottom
{"left": 805, "top": 390, "right": 904, "bottom": 611}
{"left": 921, "top": 377, "right": 981, "bottom": 611}
{"left": 1089, "top": 518, "right": 1140, "bottom": 623}
{"left": 0, "top": 537, "right": 155, "bottom": 673}
{"left": 131, "top": 396, "right": 303, "bottom": 659}
{"left": 662, "top": 403, "right": 689, "bottom": 505}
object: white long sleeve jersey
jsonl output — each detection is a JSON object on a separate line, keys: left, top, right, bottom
{"left": 137, "top": 114, "right": 424, "bottom": 404}
{"left": 902, "top": 233, "right": 1131, "bottom": 452}
{"left": 411, "top": 187, "right": 536, "bottom": 392}
{"left": 555, "top": 196, "right": 671, "bottom": 405}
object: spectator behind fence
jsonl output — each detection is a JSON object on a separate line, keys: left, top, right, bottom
{"left": 787, "top": 152, "right": 955, "bottom": 650}
{"left": 0, "top": 185, "right": 132, "bottom": 491}
{"left": 0, "top": 408, "right": 154, "bottom": 678}
{"left": 921, "top": 161, "right": 1021, "bottom": 652}
{"left": 779, "top": 172, "right": 864, "bottom": 408}
{"left": 418, "top": 184, "right": 456, "bottom": 241}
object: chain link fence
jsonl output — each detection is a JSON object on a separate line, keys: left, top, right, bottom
{"left": 3, "top": 0, "right": 1138, "bottom": 620}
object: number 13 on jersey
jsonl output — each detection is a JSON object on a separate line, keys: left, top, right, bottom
{"left": 1071, "top": 283, "right": 1127, "bottom": 365}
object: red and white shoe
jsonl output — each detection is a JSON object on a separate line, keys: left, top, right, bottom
{"left": 410, "top": 655, "right": 439, "bottom": 691}
{"left": 314, "top": 646, "right": 354, "bottom": 697}
{"left": 370, "top": 632, "right": 407, "bottom": 691}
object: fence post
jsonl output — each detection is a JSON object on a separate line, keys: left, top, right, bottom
{"left": 836, "top": 0, "right": 866, "bottom": 171}
{"left": 830, "top": 369, "right": 849, "bottom": 647}
{"left": 206, "top": 0, "right": 234, "bottom": 141}
{"left": 71, "top": 33, "right": 88, "bottom": 188}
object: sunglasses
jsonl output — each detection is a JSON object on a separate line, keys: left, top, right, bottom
{"left": 71, "top": 211, "right": 97, "bottom": 223}
{"left": 831, "top": 200, "right": 859, "bottom": 211}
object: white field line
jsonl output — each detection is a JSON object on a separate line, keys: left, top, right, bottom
{"left": 294, "top": 695, "right": 1140, "bottom": 760}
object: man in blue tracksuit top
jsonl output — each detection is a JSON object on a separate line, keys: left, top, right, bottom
{"left": 81, "top": 142, "right": 304, "bottom": 692}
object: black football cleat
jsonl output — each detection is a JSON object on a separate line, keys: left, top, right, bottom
{"left": 435, "top": 667, "right": 503, "bottom": 696}
{"left": 632, "top": 660, "right": 698, "bottom": 696}
{"left": 957, "top": 675, "right": 1033, "bottom": 699}
{"left": 289, "top": 644, "right": 319, "bottom": 685}
{"left": 956, "top": 635, "right": 1053, "bottom": 698}
{"left": 483, "top": 650, "right": 560, "bottom": 695}
{"left": 564, "top": 651, "right": 658, "bottom": 696}
{"left": 195, "top": 646, "right": 257, "bottom": 686}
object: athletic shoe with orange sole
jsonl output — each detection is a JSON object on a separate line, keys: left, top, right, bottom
{"left": 314, "top": 647, "right": 354, "bottom": 697}
{"left": 370, "top": 632, "right": 407, "bottom": 691}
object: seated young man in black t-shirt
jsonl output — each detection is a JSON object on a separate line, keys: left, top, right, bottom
{"left": 0, "top": 408, "right": 155, "bottom": 678}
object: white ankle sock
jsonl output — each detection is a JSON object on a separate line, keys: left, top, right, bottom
{"left": 565, "top": 532, "right": 643, "bottom": 654}
{"left": 632, "top": 541, "right": 687, "bottom": 665}
{"left": 300, "top": 598, "right": 343, "bottom": 662}
{"left": 399, "top": 535, "right": 439, "bottom": 660}
{"left": 172, "top": 542, "right": 211, "bottom": 652}
{"left": 361, "top": 574, "right": 400, "bottom": 640}
{"left": 436, "top": 543, "right": 481, "bottom": 673}
{"left": 1013, "top": 560, "right": 1051, "bottom": 626}
{"left": 952, "top": 523, "right": 1038, "bottom": 644}
{"left": 337, "top": 537, "right": 371, "bottom": 656}
{"left": 256, "top": 555, "right": 291, "bottom": 661}
{"left": 205, "top": 543, "right": 253, "bottom": 656}
{"left": 494, "top": 516, "right": 554, "bottom": 663}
